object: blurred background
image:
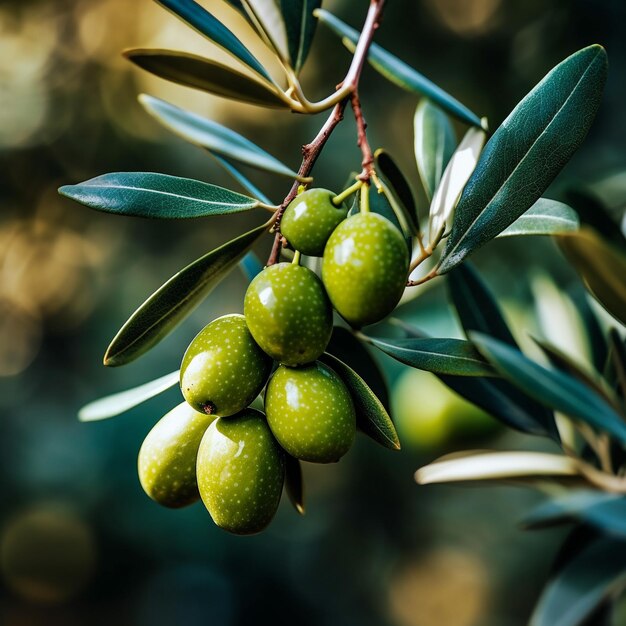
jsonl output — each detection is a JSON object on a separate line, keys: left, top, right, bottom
{"left": 1, "top": 0, "right": 625, "bottom": 624}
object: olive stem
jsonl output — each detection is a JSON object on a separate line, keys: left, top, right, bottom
{"left": 266, "top": 0, "right": 388, "bottom": 266}
{"left": 351, "top": 91, "right": 375, "bottom": 183}
{"left": 292, "top": 250, "right": 301, "bottom": 266}
{"left": 406, "top": 267, "right": 439, "bottom": 287}
{"left": 332, "top": 180, "right": 363, "bottom": 206}
{"left": 360, "top": 184, "right": 371, "bottom": 213}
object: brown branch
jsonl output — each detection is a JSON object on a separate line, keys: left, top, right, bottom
{"left": 266, "top": 0, "right": 387, "bottom": 266}
{"left": 351, "top": 91, "right": 375, "bottom": 183}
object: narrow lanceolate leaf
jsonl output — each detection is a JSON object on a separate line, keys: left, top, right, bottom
{"left": 139, "top": 95, "right": 297, "bottom": 178}
{"left": 530, "top": 538, "right": 626, "bottom": 626}
{"left": 438, "top": 45, "right": 608, "bottom": 274}
{"left": 369, "top": 336, "right": 496, "bottom": 377}
{"left": 558, "top": 229, "right": 626, "bottom": 326}
{"left": 315, "top": 9, "right": 483, "bottom": 128}
{"left": 154, "top": 0, "right": 271, "bottom": 80}
{"left": 320, "top": 352, "right": 400, "bottom": 451}
{"left": 416, "top": 451, "right": 581, "bottom": 485}
{"left": 375, "top": 149, "right": 420, "bottom": 236}
{"left": 285, "top": 455, "right": 305, "bottom": 515}
{"left": 414, "top": 99, "right": 456, "bottom": 201}
{"left": 471, "top": 333, "right": 626, "bottom": 445}
{"left": 104, "top": 223, "right": 268, "bottom": 366}
{"left": 281, "top": 0, "right": 321, "bottom": 73}
{"left": 607, "top": 328, "right": 626, "bottom": 402}
{"left": 523, "top": 491, "right": 626, "bottom": 538}
{"left": 78, "top": 371, "right": 180, "bottom": 422}
{"left": 240, "top": 0, "right": 290, "bottom": 61}
{"left": 239, "top": 251, "right": 264, "bottom": 282}
{"left": 428, "top": 125, "right": 486, "bottom": 245}
{"left": 498, "top": 199, "right": 580, "bottom": 238}
{"left": 124, "top": 49, "right": 289, "bottom": 109}
{"left": 210, "top": 154, "right": 273, "bottom": 205}
{"left": 59, "top": 173, "right": 258, "bottom": 219}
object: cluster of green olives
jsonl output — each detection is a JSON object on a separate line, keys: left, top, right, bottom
{"left": 138, "top": 186, "right": 409, "bottom": 535}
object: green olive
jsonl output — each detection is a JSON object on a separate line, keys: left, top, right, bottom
{"left": 244, "top": 263, "right": 332, "bottom": 366}
{"left": 322, "top": 212, "right": 409, "bottom": 327}
{"left": 180, "top": 314, "right": 272, "bottom": 417}
{"left": 265, "top": 362, "right": 356, "bottom": 463}
{"left": 196, "top": 409, "right": 285, "bottom": 535}
{"left": 138, "top": 402, "right": 216, "bottom": 508}
{"left": 281, "top": 188, "right": 349, "bottom": 256}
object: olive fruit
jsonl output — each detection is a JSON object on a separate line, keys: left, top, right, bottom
{"left": 265, "top": 362, "right": 356, "bottom": 463}
{"left": 180, "top": 314, "right": 272, "bottom": 416}
{"left": 322, "top": 212, "right": 409, "bottom": 327}
{"left": 244, "top": 263, "right": 332, "bottom": 366}
{"left": 196, "top": 409, "right": 285, "bottom": 535}
{"left": 281, "top": 188, "right": 349, "bottom": 256}
{"left": 138, "top": 402, "right": 216, "bottom": 508}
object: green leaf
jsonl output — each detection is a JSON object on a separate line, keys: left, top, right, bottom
{"left": 320, "top": 352, "right": 400, "bottom": 451}
{"left": 78, "top": 371, "right": 180, "bottom": 422}
{"left": 369, "top": 336, "right": 496, "bottom": 377}
{"left": 154, "top": 0, "right": 271, "bottom": 80}
{"left": 239, "top": 251, "right": 264, "bottom": 282}
{"left": 326, "top": 326, "right": 390, "bottom": 410}
{"left": 558, "top": 229, "right": 626, "bottom": 326}
{"left": 210, "top": 154, "right": 273, "bottom": 205}
{"left": 124, "top": 49, "right": 289, "bottom": 108}
{"left": 414, "top": 99, "right": 456, "bottom": 201}
{"left": 438, "top": 45, "right": 608, "bottom": 274}
{"left": 416, "top": 451, "right": 581, "bottom": 485}
{"left": 240, "top": 0, "right": 289, "bottom": 61}
{"left": 607, "top": 328, "right": 626, "bottom": 402}
{"left": 523, "top": 491, "right": 626, "bottom": 538}
{"left": 104, "top": 223, "right": 268, "bottom": 366}
{"left": 315, "top": 9, "right": 483, "bottom": 128}
{"left": 530, "top": 538, "right": 626, "bottom": 626}
{"left": 281, "top": 0, "right": 321, "bottom": 73}
{"left": 471, "top": 333, "right": 626, "bottom": 445}
{"left": 139, "top": 95, "right": 296, "bottom": 178}
{"left": 59, "top": 172, "right": 258, "bottom": 219}
{"left": 285, "top": 455, "right": 305, "bottom": 515}
{"left": 375, "top": 149, "right": 420, "bottom": 236}
{"left": 498, "top": 199, "right": 580, "bottom": 238}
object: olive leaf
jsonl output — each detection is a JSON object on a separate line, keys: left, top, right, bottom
{"left": 438, "top": 45, "right": 608, "bottom": 274}
{"left": 523, "top": 491, "right": 626, "bottom": 538}
{"left": 471, "top": 332, "right": 626, "bottom": 445}
{"left": 558, "top": 229, "right": 626, "bottom": 326}
{"left": 285, "top": 455, "right": 305, "bottom": 515}
{"left": 416, "top": 451, "right": 581, "bottom": 486}
{"left": 320, "top": 352, "right": 400, "bottom": 451}
{"left": 369, "top": 336, "right": 496, "bottom": 377}
{"left": 239, "top": 251, "right": 264, "bottom": 282}
{"left": 124, "top": 49, "right": 289, "bottom": 109}
{"left": 139, "top": 95, "right": 298, "bottom": 178}
{"left": 280, "top": 0, "right": 321, "bottom": 73}
{"left": 414, "top": 99, "right": 456, "bottom": 201}
{"left": 375, "top": 149, "right": 420, "bottom": 236}
{"left": 104, "top": 222, "right": 269, "bottom": 366}
{"left": 315, "top": 9, "right": 483, "bottom": 128}
{"left": 428, "top": 125, "right": 486, "bottom": 245}
{"left": 59, "top": 172, "right": 259, "bottom": 219}
{"left": 606, "top": 328, "right": 626, "bottom": 401}
{"left": 239, "top": 0, "right": 290, "bottom": 61}
{"left": 497, "top": 199, "right": 580, "bottom": 238}
{"left": 78, "top": 371, "right": 180, "bottom": 422}
{"left": 154, "top": 0, "right": 271, "bottom": 80}
{"left": 530, "top": 538, "right": 626, "bottom": 626}
{"left": 210, "top": 154, "right": 273, "bottom": 205}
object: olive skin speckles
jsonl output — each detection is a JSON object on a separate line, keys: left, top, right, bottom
{"left": 180, "top": 314, "right": 272, "bottom": 417}
{"left": 281, "top": 188, "right": 349, "bottom": 256}
{"left": 138, "top": 402, "right": 216, "bottom": 508}
{"left": 265, "top": 362, "right": 356, "bottom": 463}
{"left": 196, "top": 409, "right": 285, "bottom": 535}
{"left": 244, "top": 263, "right": 333, "bottom": 366}
{"left": 322, "top": 212, "right": 409, "bottom": 328}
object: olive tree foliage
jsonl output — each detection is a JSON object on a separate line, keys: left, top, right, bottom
{"left": 59, "top": 0, "right": 626, "bottom": 621}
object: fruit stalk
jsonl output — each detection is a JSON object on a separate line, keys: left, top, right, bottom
{"left": 267, "top": 0, "right": 387, "bottom": 266}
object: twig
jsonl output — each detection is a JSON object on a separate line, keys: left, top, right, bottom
{"left": 351, "top": 91, "right": 375, "bottom": 183}
{"left": 267, "top": 0, "right": 387, "bottom": 266}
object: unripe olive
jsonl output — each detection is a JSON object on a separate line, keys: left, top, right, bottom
{"left": 138, "top": 402, "right": 216, "bottom": 508}
{"left": 281, "top": 188, "right": 349, "bottom": 256}
{"left": 322, "top": 212, "right": 409, "bottom": 327}
{"left": 244, "top": 263, "right": 332, "bottom": 366}
{"left": 196, "top": 409, "right": 285, "bottom": 535}
{"left": 265, "top": 362, "right": 356, "bottom": 463}
{"left": 180, "top": 314, "right": 272, "bottom": 417}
